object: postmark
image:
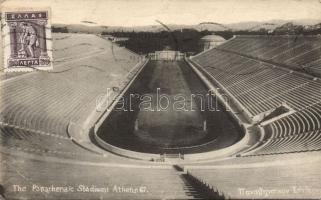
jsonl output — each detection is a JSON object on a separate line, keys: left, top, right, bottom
{"left": 1, "top": 8, "right": 53, "bottom": 72}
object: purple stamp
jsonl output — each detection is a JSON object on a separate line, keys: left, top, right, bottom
{"left": 1, "top": 8, "right": 53, "bottom": 72}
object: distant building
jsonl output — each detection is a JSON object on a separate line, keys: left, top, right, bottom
{"left": 101, "top": 35, "right": 129, "bottom": 42}
{"left": 112, "top": 37, "right": 129, "bottom": 42}
{"left": 200, "top": 34, "right": 226, "bottom": 51}
{"left": 101, "top": 35, "right": 113, "bottom": 40}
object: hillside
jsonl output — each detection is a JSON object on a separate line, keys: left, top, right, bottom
{"left": 53, "top": 19, "right": 321, "bottom": 34}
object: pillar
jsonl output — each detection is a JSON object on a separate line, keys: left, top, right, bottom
{"left": 36, "top": 20, "right": 48, "bottom": 58}
{"left": 134, "top": 119, "right": 139, "bottom": 131}
{"left": 8, "top": 22, "right": 18, "bottom": 58}
{"left": 203, "top": 120, "right": 207, "bottom": 132}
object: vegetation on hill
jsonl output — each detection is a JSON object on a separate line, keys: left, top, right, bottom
{"left": 104, "top": 29, "right": 210, "bottom": 55}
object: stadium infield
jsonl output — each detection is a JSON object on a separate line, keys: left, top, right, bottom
{"left": 96, "top": 60, "right": 243, "bottom": 154}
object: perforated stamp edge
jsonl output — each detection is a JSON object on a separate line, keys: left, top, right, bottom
{"left": 1, "top": 6, "right": 53, "bottom": 72}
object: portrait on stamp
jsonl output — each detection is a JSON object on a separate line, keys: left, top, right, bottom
{"left": 2, "top": 10, "right": 53, "bottom": 72}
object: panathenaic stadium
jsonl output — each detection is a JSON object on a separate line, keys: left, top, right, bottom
{"left": 1, "top": 32, "right": 321, "bottom": 199}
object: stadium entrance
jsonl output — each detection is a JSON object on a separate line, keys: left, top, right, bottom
{"left": 95, "top": 60, "right": 243, "bottom": 155}
{"left": 148, "top": 51, "right": 185, "bottom": 61}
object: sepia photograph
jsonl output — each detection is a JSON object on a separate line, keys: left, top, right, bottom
{"left": 1, "top": 0, "right": 321, "bottom": 199}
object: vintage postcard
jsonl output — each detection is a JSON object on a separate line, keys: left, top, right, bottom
{"left": 1, "top": 0, "right": 321, "bottom": 199}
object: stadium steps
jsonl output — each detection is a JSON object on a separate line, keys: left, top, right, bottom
{"left": 172, "top": 166, "right": 225, "bottom": 199}
{"left": 0, "top": 33, "right": 143, "bottom": 157}
{"left": 192, "top": 37, "right": 321, "bottom": 155}
{"left": 184, "top": 154, "right": 321, "bottom": 199}
{"left": 179, "top": 174, "right": 217, "bottom": 199}
{"left": 217, "top": 35, "right": 321, "bottom": 76}
{"left": 247, "top": 102, "right": 321, "bottom": 155}
{"left": 0, "top": 123, "right": 106, "bottom": 161}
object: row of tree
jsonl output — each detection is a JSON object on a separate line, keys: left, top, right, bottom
{"left": 106, "top": 29, "right": 210, "bottom": 54}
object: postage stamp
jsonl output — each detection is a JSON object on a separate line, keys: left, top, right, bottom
{"left": 1, "top": 8, "right": 53, "bottom": 72}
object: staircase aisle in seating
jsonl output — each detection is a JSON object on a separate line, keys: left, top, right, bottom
{"left": 172, "top": 165, "right": 224, "bottom": 199}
